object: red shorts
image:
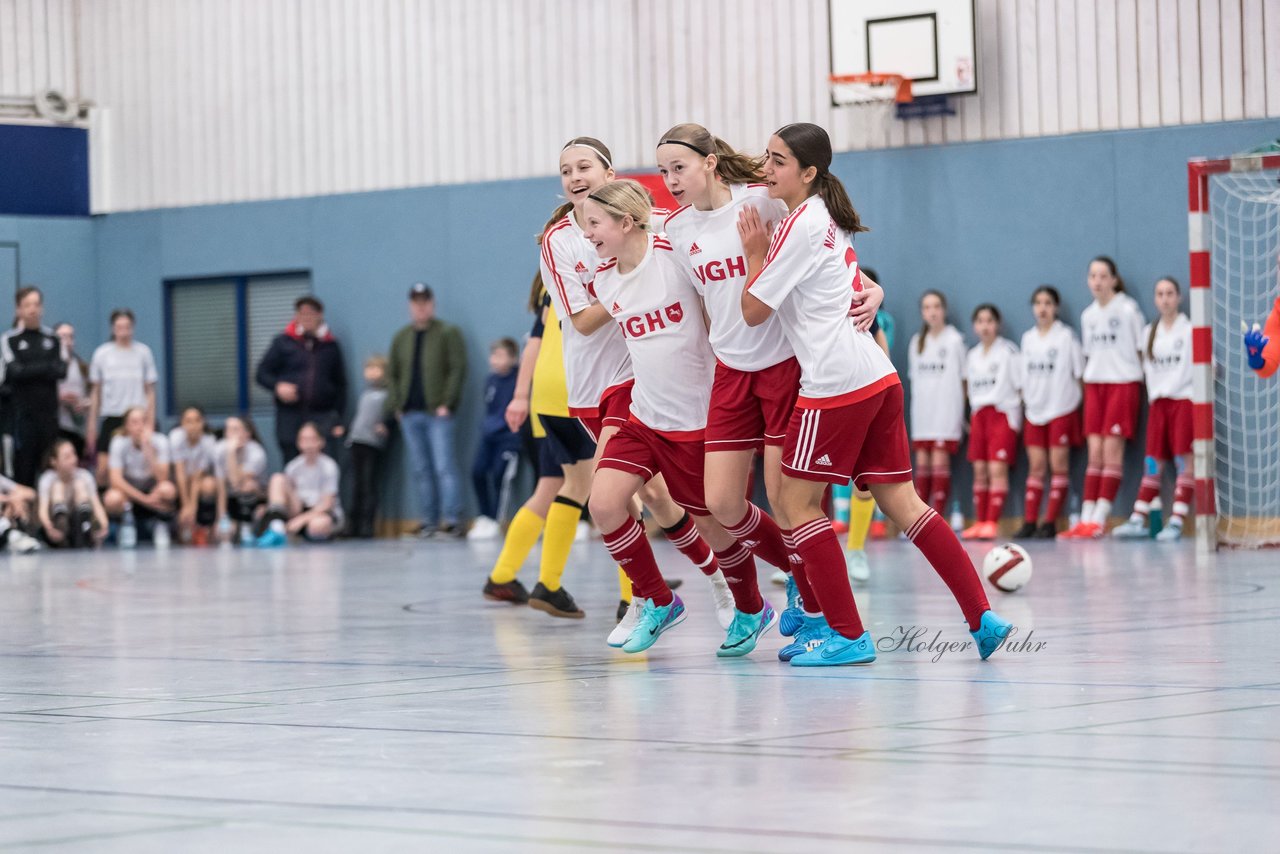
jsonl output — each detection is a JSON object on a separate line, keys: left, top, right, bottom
{"left": 912, "top": 439, "right": 960, "bottom": 455}
{"left": 967, "top": 406, "right": 1019, "bottom": 463}
{"left": 1146, "top": 397, "right": 1193, "bottom": 460}
{"left": 782, "top": 382, "right": 913, "bottom": 488}
{"left": 577, "top": 382, "right": 634, "bottom": 443}
{"left": 598, "top": 420, "right": 709, "bottom": 514}
{"left": 1084, "top": 382, "right": 1142, "bottom": 438}
{"left": 1024, "top": 411, "right": 1082, "bottom": 449}
{"left": 705, "top": 357, "right": 802, "bottom": 452}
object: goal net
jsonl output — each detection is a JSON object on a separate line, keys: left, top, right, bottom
{"left": 1190, "top": 149, "right": 1280, "bottom": 549}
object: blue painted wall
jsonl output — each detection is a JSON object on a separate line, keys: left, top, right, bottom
{"left": 16, "top": 117, "right": 1280, "bottom": 521}
{"left": 0, "top": 214, "right": 98, "bottom": 334}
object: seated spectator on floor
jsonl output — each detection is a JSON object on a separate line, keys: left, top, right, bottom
{"left": 37, "top": 438, "right": 107, "bottom": 549}
{"left": 214, "top": 415, "right": 269, "bottom": 545}
{"left": 0, "top": 472, "right": 41, "bottom": 553}
{"left": 256, "top": 422, "right": 343, "bottom": 547}
{"left": 469, "top": 337, "right": 522, "bottom": 539}
{"left": 169, "top": 405, "right": 219, "bottom": 545}
{"left": 102, "top": 406, "right": 177, "bottom": 545}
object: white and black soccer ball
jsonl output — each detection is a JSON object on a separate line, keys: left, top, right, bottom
{"left": 983, "top": 543, "right": 1032, "bottom": 593}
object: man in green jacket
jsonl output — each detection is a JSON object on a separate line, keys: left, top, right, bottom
{"left": 386, "top": 283, "right": 467, "bottom": 538}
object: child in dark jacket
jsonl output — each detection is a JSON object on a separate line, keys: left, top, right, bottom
{"left": 345, "top": 356, "right": 391, "bottom": 538}
{"left": 469, "top": 338, "right": 521, "bottom": 539}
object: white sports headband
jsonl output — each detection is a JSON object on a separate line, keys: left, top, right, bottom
{"left": 562, "top": 142, "right": 612, "bottom": 169}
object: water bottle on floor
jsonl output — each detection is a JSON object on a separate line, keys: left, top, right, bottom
{"left": 119, "top": 508, "right": 137, "bottom": 550}
{"left": 949, "top": 499, "right": 965, "bottom": 532}
{"left": 217, "top": 515, "right": 233, "bottom": 548}
{"left": 1148, "top": 497, "right": 1163, "bottom": 538}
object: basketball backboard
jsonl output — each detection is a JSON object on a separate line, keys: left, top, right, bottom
{"left": 829, "top": 0, "right": 977, "bottom": 101}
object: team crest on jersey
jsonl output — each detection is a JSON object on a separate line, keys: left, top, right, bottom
{"left": 1048, "top": 348, "right": 1058, "bottom": 359}
{"left": 689, "top": 242, "right": 702, "bottom": 256}
{"left": 1109, "top": 317, "right": 1121, "bottom": 328}
{"left": 1174, "top": 338, "right": 1184, "bottom": 350}
{"left": 574, "top": 261, "right": 588, "bottom": 274}
{"left": 665, "top": 301, "right": 684, "bottom": 323}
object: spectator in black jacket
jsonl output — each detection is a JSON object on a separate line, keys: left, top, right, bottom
{"left": 254, "top": 296, "right": 348, "bottom": 462}
{"left": 1, "top": 287, "right": 68, "bottom": 486}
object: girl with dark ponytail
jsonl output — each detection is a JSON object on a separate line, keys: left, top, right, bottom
{"left": 1062, "top": 256, "right": 1146, "bottom": 539}
{"left": 736, "top": 122, "right": 1011, "bottom": 666}
{"left": 1112, "top": 277, "right": 1195, "bottom": 541}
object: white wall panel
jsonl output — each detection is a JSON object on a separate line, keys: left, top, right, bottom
{"left": 7, "top": 0, "right": 1267, "bottom": 212}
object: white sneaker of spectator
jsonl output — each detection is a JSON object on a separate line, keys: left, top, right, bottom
{"left": 467, "top": 516, "right": 501, "bottom": 541}
{"left": 6, "top": 530, "right": 42, "bottom": 554}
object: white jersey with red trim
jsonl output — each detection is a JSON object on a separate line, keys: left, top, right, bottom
{"left": 1143, "top": 313, "right": 1193, "bottom": 401}
{"left": 540, "top": 212, "right": 634, "bottom": 415}
{"left": 591, "top": 234, "right": 715, "bottom": 436}
{"left": 746, "top": 195, "right": 897, "bottom": 407}
{"left": 907, "top": 325, "right": 967, "bottom": 442}
{"left": 1019, "top": 320, "right": 1084, "bottom": 425}
{"left": 1081, "top": 293, "right": 1145, "bottom": 383}
{"left": 664, "top": 184, "right": 793, "bottom": 371}
{"left": 966, "top": 338, "right": 1024, "bottom": 430}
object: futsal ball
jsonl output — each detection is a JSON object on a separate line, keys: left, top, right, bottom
{"left": 983, "top": 543, "right": 1032, "bottom": 593}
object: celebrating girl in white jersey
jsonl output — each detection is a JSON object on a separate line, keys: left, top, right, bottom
{"left": 539, "top": 137, "right": 725, "bottom": 629}
{"left": 1061, "top": 256, "right": 1145, "bottom": 539}
{"left": 581, "top": 180, "right": 776, "bottom": 658}
{"left": 738, "top": 123, "right": 1010, "bottom": 666}
{"left": 961, "top": 305, "right": 1022, "bottom": 541}
{"left": 907, "top": 292, "right": 966, "bottom": 516}
{"left": 1016, "top": 286, "right": 1083, "bottom": 539}
{"left": 1113, "top": 277, "right": 1194, "bottom": 541}
{"left": 657, "top": 123, "right": 876, "bottom": 638}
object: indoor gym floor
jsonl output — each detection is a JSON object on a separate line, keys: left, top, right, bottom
{"left": 0, "top": 535, "right": 1276, "bottom": 852}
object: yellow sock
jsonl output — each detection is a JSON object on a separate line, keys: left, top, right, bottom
{"left": 537, "top": 497, "right": 583, "bottom": 591}
{"left": 847, "top": 494, "right": 875, "bottom": 551}
{"left": 490, "top": 507, "right": 544, "bottom": 583}
{"left": 618, "top": 566, "right": 632, "bottom": 602}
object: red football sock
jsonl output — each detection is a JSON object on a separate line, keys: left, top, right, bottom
{"left": 973, "top": 485, "right": 990, "bottom": 523}
{"left": 906, "top": 508, "right": 990, "bottom": 631}
{"left": 662, "top": 512, "right": 717, "bottom": 577}
{"left": 929, "top": 467, "right": 951, "bottom": 514}
{"left": 1134, "top": 475, "right": 1161, "bottom": 517}
{"left": 603, "top": 518, "right": 672, "bottom": 606}
{"left": 1046, "top": 474, "right": 1070, "bottom": 521}
{"left": 1023, "top": 477, "right": 1044, "bottom": 524}
{"left": 1173, "top": 475, "right": 1194, "bottom": 520}
{"left": 781, "top": 529, "right": 821, "bottom": 614}
{"left": 1100, "top": 467, "right": 1123, "bottom": 503}
{"left": 986, "top": 487, "right": 1007, "bottom": 524}
{"left": 724, "top": 503, "right": 789, "bottom": 570}
{"left": 791, "top": 517, "right": 865, "bottom": 639}
{"left": 714, "top": 541, "right": 763, "bottom": 614}
{"left": 914, "top": 470, "right": 932, "bottom": 505}
{"left": 1084, "top": 467, "right": 1101, "bottom": 502}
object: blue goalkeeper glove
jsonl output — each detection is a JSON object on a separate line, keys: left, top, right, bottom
{"left": 1244, "top": 322, "right": 1269, "bottom": 371}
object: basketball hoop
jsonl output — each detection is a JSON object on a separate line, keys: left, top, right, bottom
{"left": 829, "top": 73, "right": 912, "bottom": 148}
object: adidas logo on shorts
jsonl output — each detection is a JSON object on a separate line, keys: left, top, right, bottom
{"left": 815, "top": 454, "right": 833, "bottom": 466}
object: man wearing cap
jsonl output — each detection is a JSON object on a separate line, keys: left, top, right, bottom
{"left": 255, "top": 295, "right": 349, "bottom": 462}
{"left": 386, "top": 283, "right": 468, "bottom": 539}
